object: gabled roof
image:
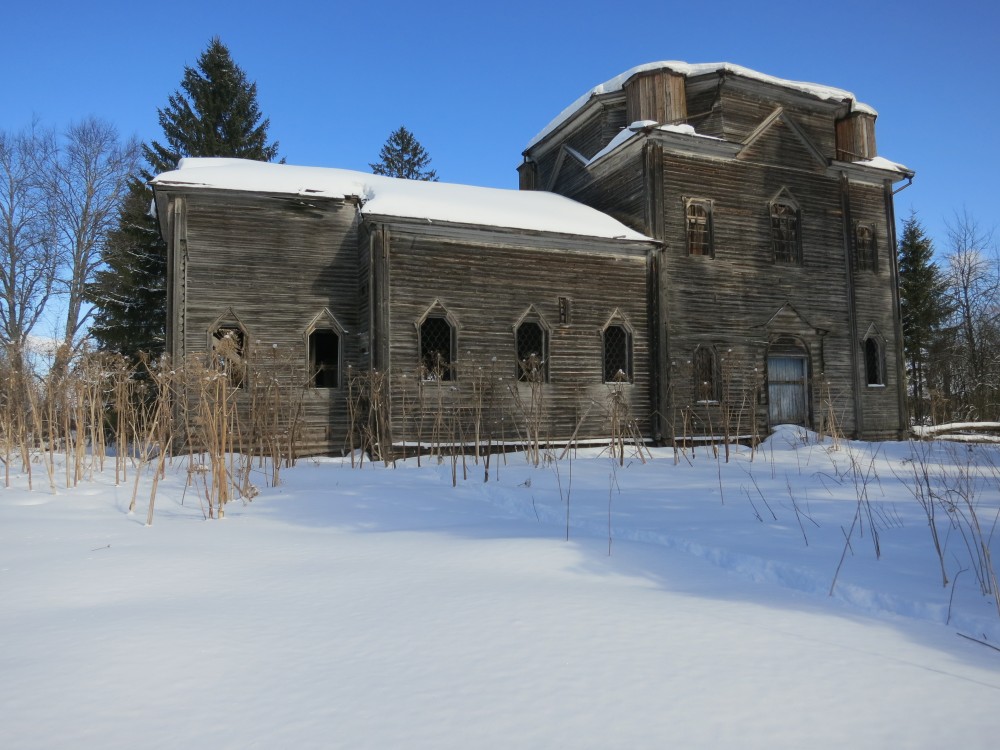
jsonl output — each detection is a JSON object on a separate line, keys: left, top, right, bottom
{"left": 151, "top": 158, "right": 653, "bottom": 242}
{"left": 526, "top": 61, "right": 877, "bottom": 151}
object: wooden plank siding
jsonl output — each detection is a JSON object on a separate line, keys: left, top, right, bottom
{"left": 656, "top": 147, "right": 858, "bottom": 438}
{"left": 521, "top": 67, "right": 909, "bottom": 441}
{"left": 168, "top": 190, "right": 362, "bottom": 455}
{"left": 372, "top": 222, "right": 656, "bottom": 448}
{"left": 847, "top": 179, "right": 906, "bottom": 437}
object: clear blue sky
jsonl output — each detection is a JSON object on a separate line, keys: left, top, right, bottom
{"left": 5, "top": 0, "right": 998, "bottom": 256}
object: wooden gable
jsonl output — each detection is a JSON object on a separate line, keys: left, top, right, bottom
{"left": 737, "top": 108, "right": 828, "bottom": 170}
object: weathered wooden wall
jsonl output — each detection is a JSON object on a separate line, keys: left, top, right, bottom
{"left": 522, "top": 68, "right": 907, "bottom": 441}
{"left": 169, "top": 190, "right": 362, "bottom": 454}
{"left": 372, "top": 222, "right": 655, "bottom": 447}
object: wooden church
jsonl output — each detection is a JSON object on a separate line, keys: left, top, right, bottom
{"left": 152, "top": 61, "right": 913, "bottom": 455}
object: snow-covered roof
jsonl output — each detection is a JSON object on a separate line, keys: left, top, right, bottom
{"left": 527, "top": 61, "right": 878, "bottom": 150}
{"left": 151, "top": 158, "right": 653, "bottom": 242}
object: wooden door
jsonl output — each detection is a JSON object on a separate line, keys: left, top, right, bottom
{"left": 767, "top": 356, "right": 807, "bottom": 426}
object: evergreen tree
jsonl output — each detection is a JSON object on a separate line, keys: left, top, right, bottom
{"left": 88, "top": 37, "right": 279, "bottom": 359}
{"left": 146, "top": 36, "right": 280, "bottom": 173}
{"left": 370, "top": 126, "right": 438, "bottom": 181}
{"left": 85, "top": 178, "right": 167, "bottom": 358}
{"left": 898, "top": 211, "right": 949, "bottom": 423}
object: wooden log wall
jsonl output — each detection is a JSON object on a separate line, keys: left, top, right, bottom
{"left": 657, "top": 146, "right": 859, "bottom": 438}
{"left": 847, "top": 179, "right": 905, "bottom": 438}
{"left": 377, "top": 225, "right": 655, "bottom": 447}
{"left": 172, "top": 190, "right": 362, "bottom": 454}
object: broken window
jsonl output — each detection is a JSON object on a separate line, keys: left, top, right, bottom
{"left": 693, "top": 346, "right": 719, "bottom": 401}
{"left": 211, "top": 326, "right": 246, "bottom": 388}
{"left": 420, "top": 316, "right": 454, "bottom": 380}
{"left": 309, "top": 329, "right": 340, "bottom": 388}
{"left": 864, "top": 337, "right": 884, "bottom": 386}
{"left": 516, "top": 320, "right": 547, "bottom": 382}
{"left": 686, "top": 199, "right": 714, "bottom": 257}
{"left": 603, "top": 324, "right": 633, "bottom": 383}
{"left": 855, "top": 222, "right": 877, "bottom": 272}
{"left": 770, "top": 201, "right": 801, "bottom": 263}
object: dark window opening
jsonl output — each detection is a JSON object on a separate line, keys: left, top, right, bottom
{"left": 212, "top": 326, "right": 246, "bottom": 388}
{"left": 603, "top": 324, "right": 633, "bottom": 383}
{"left": 693, "top": 347, "right": 718, "bottom": 401}
{"left": 770, "top": 201, "right": 801, "bottom": 263}
{"left": 516, "top": 321, "right": 547, "bottom": 382}
{"left": 864, "top": 338, "right": 884, "bottom": 386}
{"left": 855, "top": 223, "right": 877, "bottom": 272}
{"left": 420, "top": 316, "right": 454, "bottom": 380}
{"left": 558, "top": 296, "right": 572, "bottom": 325}
{"left": 686, "top": 200, "right": 714, "bottom": 256}
{"left": 309, "top": 329, "right": 340, "bottom": 388}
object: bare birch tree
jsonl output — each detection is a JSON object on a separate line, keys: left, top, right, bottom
{"left": 0, "top": 124, "right": 59, "bottom": 374}
{"left": 938, "top": 210, "right": 1000, "bottom": 418}
{"left": 49, "top": 118, "right": 140, "bottom": 378}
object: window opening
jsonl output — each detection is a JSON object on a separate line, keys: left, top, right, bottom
{"left": 558, "top": 296, "right": 572, "bottom": 325}
{"left": 855, "top": 222, "right": 877, "bottom": 272}
{"left": 603, "top": 324, "right": 633, "bottom": 382}
{"left": 516, "top": 321, "right": 547, "bottom": 382}
{"left": 686, "top": 200, "right": 714, "bottom": 256}
{"left": 212, "top": 326, "right": 246, "bottom": 388}
{"left": 693, "top": 347, "right": 718, "bottom": 401}
{"left": 420, "top": 316, "right": 454, "bottom": 380}
{"left": 309, "top": 329, "right": 340, "bottom": 388}
{"left": 864, "top": 338, "right": 884, "bottom": 386}
{"left": 770, "top": 201, "right": 801, "bottom": 263}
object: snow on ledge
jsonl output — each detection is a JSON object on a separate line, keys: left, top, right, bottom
{"left": 153, "top": 158, "right": 653, "bottom": 242}
{"left": 526, "top": 61, "right": 877, "bottom": 150}
{"left": 852, "top": 156, "right": 912, "bottom": 174}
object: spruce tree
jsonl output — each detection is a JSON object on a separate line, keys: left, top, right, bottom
{"left": 146, "top": 36, "right": 279, "bottom": 173}
{"left": 85, "top": 178, "right": 167, "bottom": 358}
{"left": 370, "top": 126, "right": 438, "bottom": 181}
{"left": 87, "top": 38, "right": 279, "bottom": 359}
{"left": 898, "top": 211, "right": 949, "bottom": 423}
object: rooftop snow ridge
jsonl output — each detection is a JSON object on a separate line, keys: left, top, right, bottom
{"left": 152, "top": 158, "right": 653, "bottom": 242}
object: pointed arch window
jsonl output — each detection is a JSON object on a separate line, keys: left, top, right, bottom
{"left": 209, "top": 312, "right": 249, "bottom": 388}
{"left": 514, "top": 308, "right": 550, "bottom": 383}
{"left": 305, "top": 310, "right": 345, "bottom": 389}
{"left": 864, "top": 336, "right": 885, "bottom": 386}
{"left": 601, "top": 312, "right": 634, "bottom": 383}
{"left": 416, "top": 302, "right": 458, "bottom": 381}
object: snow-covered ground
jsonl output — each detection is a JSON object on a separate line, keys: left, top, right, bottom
{"left": 3, "top": 427, "right": 1000, "bottom": 748}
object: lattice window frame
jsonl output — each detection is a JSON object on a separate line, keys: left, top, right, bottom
{"left": 685, "top": 198, "right": 715, "bottom": 257}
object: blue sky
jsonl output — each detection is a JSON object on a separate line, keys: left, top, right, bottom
{"left": 4, "top": 0, "right": 998, "bottom": 255}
